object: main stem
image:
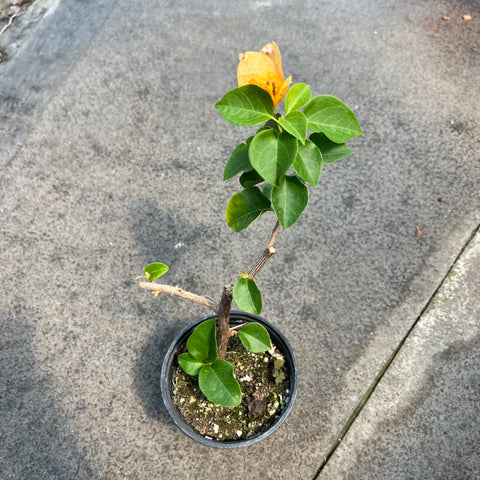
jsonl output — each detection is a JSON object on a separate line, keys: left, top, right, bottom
{"left": 216, "top": 220, "right": 281, "bottom": 359}
{"left": 216, "top": 286, "right": 233, "bottom": 360}
{"left": 139, "top": 221, "right": 282, "bottom": 360}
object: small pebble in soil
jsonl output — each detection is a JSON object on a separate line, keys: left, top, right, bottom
{"left": 172, "top": 336, "right": 290, "bottom": 441}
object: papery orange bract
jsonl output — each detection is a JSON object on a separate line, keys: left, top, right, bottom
{"left": 237, "top": 42, "right": 292, "bottom": 110}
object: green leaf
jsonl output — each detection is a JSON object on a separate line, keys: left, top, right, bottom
{"left": 178, "top": 353, "right": 205, "bottom": 376}
{"left": 277, "top": 111, "right": 308, "bottom": 144}
{"left": 285, "top": 83, "right": 312, "bottom": 114}
{"left": 215, "top": 85, "right": 274, "bottom": 127}
{"left": 293, "top": 139, "right": 323, "bottom": 187}
{"left": 143, "top": 263, "right": 169, "bottom": 281}
{"left": 249, "top": 129, "right": 298, "bottom": 186}
{"left": 309, "top": 132, "right": 353, "bottom": 164}
{"left": 186, "top": 318, "right": 217, "bottom": 364}
{"left": 272, "top": 175, "right": 309, "bottom": 228}
{"left": 226, "top": 187, "right": 271, "bottom": 232}
{"left": 198, "top": 360, "right": 242, "bottom": 407}
{"left": 304, "top": 95, "right": 363, "bottom": 143}
{"left": 237, "top": 323, "right": 272, "bottom": 353}
{"left": 224, "top": 143, "right": 253, "bottom": 180}
{"left": 239, "top": 169, "right": 263, "bottom": 188}
{"left": 263, "top": 118, "right": 280, "bottom": 131}
{"left": 232, "top": 277, "right": 262, "bottom": 315}
{"left": 263, "top": 183, "right": 273, "bottom": 201}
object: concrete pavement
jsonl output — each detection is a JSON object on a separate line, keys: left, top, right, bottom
{"left": 319, "top": 228, "right": 480, "bottom": 479}
{"left": 1, "top": 0, "right": 479, "bottom": 478}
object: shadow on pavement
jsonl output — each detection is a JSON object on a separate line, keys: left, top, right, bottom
{"left": 0, "top": 307, "right": 98, "bottom": 479}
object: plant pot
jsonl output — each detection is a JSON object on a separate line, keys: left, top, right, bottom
{"left": 160, "top": 310, "right": 298, "bottom": 449}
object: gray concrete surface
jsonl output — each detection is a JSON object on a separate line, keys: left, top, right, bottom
{"left": 0, "top": 0, "right": 115, "bottom": 168}
{"left": 0, "top": 0, "right": 479, "bottom": 479}
{"left": 320, "top": 229, "right": 480, "bottom": 480}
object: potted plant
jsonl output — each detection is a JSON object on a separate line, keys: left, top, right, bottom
{"left": 138, "top": 42, "right": 362, "bottom": 447}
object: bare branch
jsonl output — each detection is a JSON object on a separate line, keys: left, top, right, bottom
{"left": 139, "top": 282, "right": 218, "bottom": 312}
{"left": 248, "top": 220, "right": 281, "bottom": 279}
{"left": 267, "top": 220, "right": 281, "bottom": 250}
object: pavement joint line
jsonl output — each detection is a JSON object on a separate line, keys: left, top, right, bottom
{"left": 312, "top": 220, "right": 480, "bottom": 480}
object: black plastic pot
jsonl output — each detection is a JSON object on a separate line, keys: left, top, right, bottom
{"left": 160, "top": 310, "right": 298, "bottom": 449}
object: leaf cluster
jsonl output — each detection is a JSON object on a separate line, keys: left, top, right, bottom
{"left": 139, "top": 80, "right": 363, "bottom": 409}
{"left": 178, "top": 318, "right": 272, "bottom": 407}
{"left": 216, "top": 83, "right": 362, "bottom": 232}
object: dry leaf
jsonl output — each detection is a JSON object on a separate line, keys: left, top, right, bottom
{"left": 416, "top": 225, "right": 426, "bottom": 239}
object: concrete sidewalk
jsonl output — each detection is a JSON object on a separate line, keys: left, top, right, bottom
{"left": 1, "top": 0, "right": 479, "bottom": 479}
{"left": 320, "top": 228, "right": 480, "bottom": 479}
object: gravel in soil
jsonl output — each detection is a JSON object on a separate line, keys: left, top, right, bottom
{"left": 172, "top": 335, "right": 290, "bottom": 441}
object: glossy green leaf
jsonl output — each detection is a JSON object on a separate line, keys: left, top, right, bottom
{"left": 226, "top": 187, "right": 271, "bottom": 232}
{"left": 143, "top": 262, "right": 169, "bottom": 281}
{"left": 198, "top": 360, "right": 242, "bottom": 407}
{"left": 309, "top": 132, "right": 353, "bottom": 163}
{"left": 215, "top": 85, "right": 274, "bottom": 126}
{"left": 285, "top": 83, "right": 312, "bottom": 114}
{"left": 186, "top": 318, "right": 217, "bottom": 364}
{"left": 293, "top": 139, "right": 323, "bottom": 187}
{"left": 178, "top": 353, "right": 205, "bottom": 376}
{"left": 224, "top": 143, "right": 253, "bottom": 180}
{"left": 263, "top": 183, "right": 273, "bottom": 201}
{"left": 249, "top": 129, "right": 298, "bottom": 186}
{"left": 278, "top": 111, "right": 308, "bottom": 144}
{"left": 237, "top": 323, "right": 272, "bottom": 353}
{"left": 304, "top": 95, "right": 363, "bottom": 143}
{"left": 239, "top": 169, "right": 263, "bottom": 189}
{"left": 263, "top": 118, "right": 280, "bottom": 132}
{"left": 272, "top": 175, "right": 309, "bottom": 228}
{"left": 232, "top": 277, "right": 262, "bottom": 315}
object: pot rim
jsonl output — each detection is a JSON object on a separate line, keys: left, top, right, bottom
{"left": 160, "top": 310, "right": 298, "bottom": 449}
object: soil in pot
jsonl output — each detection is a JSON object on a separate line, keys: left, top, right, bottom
{"left": 172, "top": 335, "right": 290, "bottom": 441}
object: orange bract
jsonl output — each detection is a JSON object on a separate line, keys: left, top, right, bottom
{"left": 237, "top": 42, "right": 292, "bottom": 109}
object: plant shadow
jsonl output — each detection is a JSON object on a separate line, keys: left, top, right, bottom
{"left": 133, "top": 319, "right": 185, "bottom": 424}
{"left": 130, "top": 199, "right": 207, "bottom": 424}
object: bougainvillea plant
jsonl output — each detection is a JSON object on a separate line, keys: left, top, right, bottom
{"left": 138, "top": 42, "right": 362, "bottom": 407}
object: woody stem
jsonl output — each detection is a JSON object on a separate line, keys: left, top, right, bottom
{"left": 248, "top": 220, "right": 280, "bottom": 278}
{"left": 216, "top": 220, "right": 281, "bottom": 359}
{"left": 138, "top": 283, "right": 218, "bottom": 311}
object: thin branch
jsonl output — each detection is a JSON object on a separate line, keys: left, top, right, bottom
{"left": 229, "top": 322, "right": 247, "bottom": 331}
{"left": 139, "top": 219, "right": 281, "bottom": 356}
{"left": 139, "top": 282, "right": 218, "bottom": 312}
{"left": 248, "top": 220, "right": 281, "bottom": 279}
{"left": 267, "top": 220, "right": 281, "bottom": 250}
